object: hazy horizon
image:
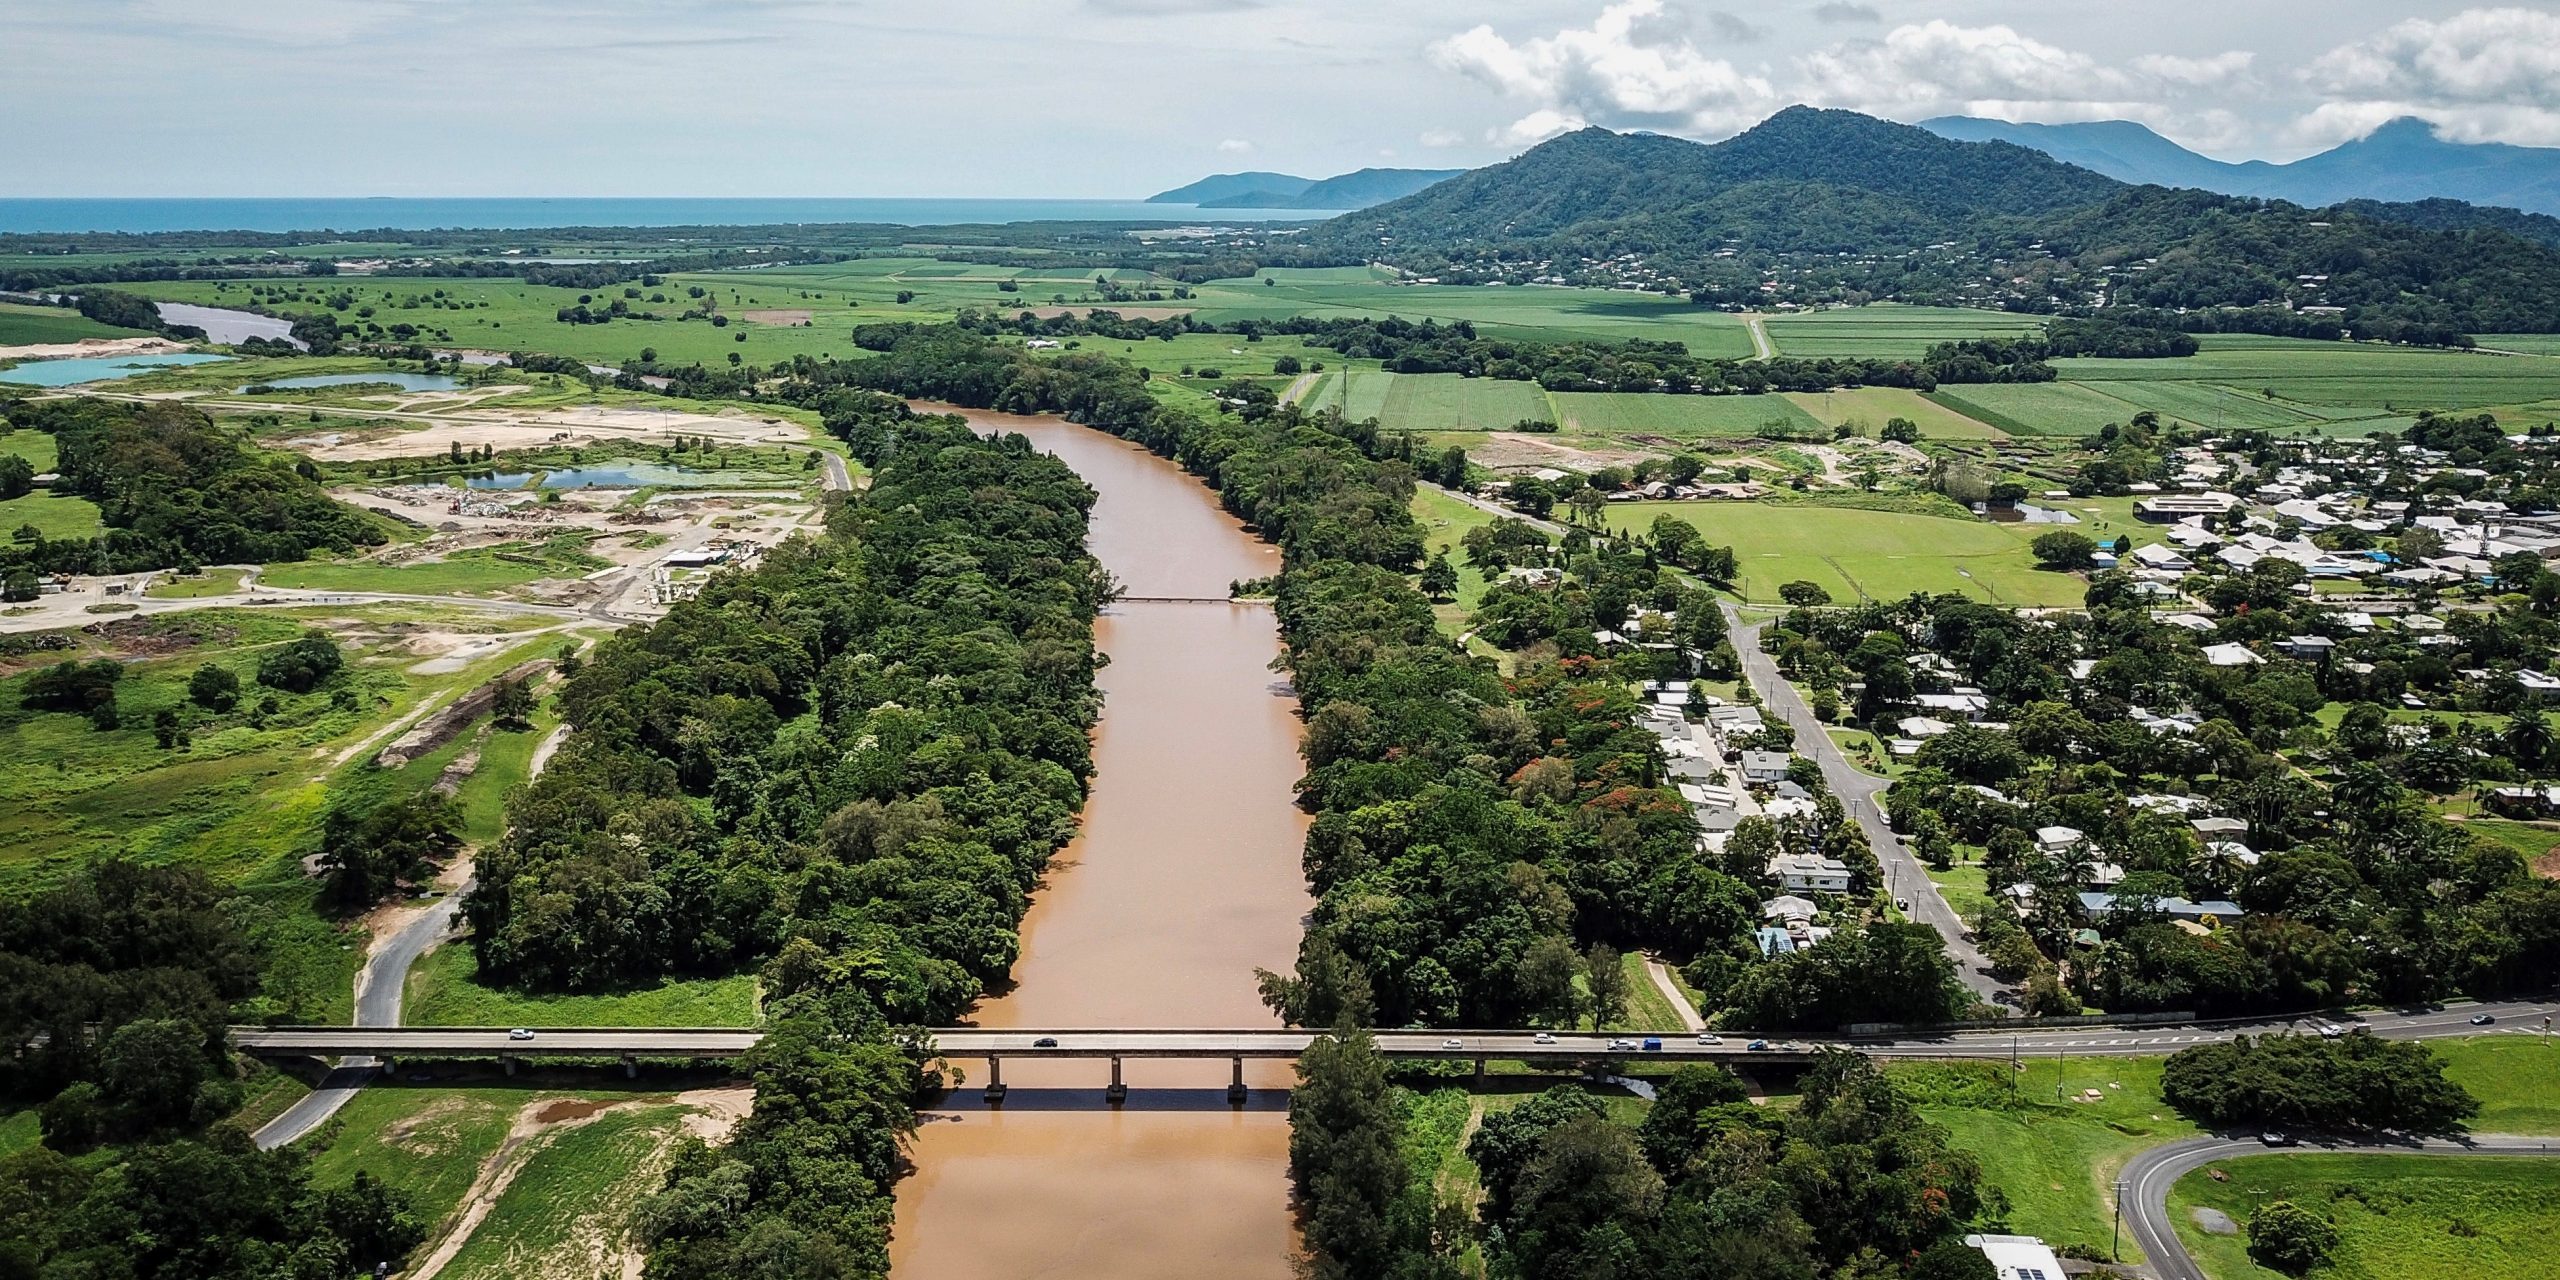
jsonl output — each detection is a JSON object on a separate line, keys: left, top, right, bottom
{"left": 5, "top": 2, "right": 2555, "bottom": 199}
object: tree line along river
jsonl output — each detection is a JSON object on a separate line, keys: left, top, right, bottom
{"left": 887, "top": 411, "right": 1313, "bottom": 1279}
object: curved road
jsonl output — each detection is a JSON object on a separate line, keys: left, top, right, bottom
{"left": 2123, "top": 1132, "right": 2560, "bottom": 1280}
{"left": 1723, "top": 605, "right": 2004, "bottom": 1000}
{"left": 251, "top": 891, "right": 470, "bottom": 1148}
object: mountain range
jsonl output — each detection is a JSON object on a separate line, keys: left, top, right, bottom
{"left": 1923, "top": 116, "right": 2560, "bottom": 219}
{"left": 1146, "top": 167, "right": 1463, "bottom": 211}
{"left": 1303, "top": 107, "right": 2560, "bottom": 336}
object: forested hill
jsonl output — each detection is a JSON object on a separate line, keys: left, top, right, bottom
{"left": 1305, "top": 107, "right": 2560, "bottom": 334}
{"left": 1310, "top": 108, "right": 2119, "bottom": 249}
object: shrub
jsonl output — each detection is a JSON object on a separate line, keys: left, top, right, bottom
{"left": 2247, "top": 1200, "right": 2339, "bottom": 1274}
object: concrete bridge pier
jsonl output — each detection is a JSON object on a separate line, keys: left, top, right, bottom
{"left": 621, "top": 1054, "right": 638, "bottom": 1080}
{"left": 1105, "top": 1055, "right": 1127, "bottom": 1105}
{"left": 1227, "top": 1056, "right": 1247, "bottom": 1105}
{"left": 983, "top": 1054, "right": 1007, "bottom": 1104}
{"left": 1473, "top": 1057, "right": 1486, "bottom": 1085}
{"left": 501, "top": 1055, "right": 517, "bottom": 1077}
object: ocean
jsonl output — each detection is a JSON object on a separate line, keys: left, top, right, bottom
{"left": 0, "top": 198, "right": 1347, "bottom": 236}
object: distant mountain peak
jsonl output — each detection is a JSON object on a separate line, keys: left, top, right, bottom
{"left": 1921, "top": 114, "right": 2560, "bottom": 217}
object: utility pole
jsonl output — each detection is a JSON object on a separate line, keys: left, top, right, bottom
{"left": 2112, "top": 1179, "right": 2127, "bottom": 1261}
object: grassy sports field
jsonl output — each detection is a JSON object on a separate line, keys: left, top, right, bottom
{"left": 2168, "top": 1154, "right": 2560, "bottom": 1280}
{"left": 1599, "top": 500, "right": 2136, "bottom": 607}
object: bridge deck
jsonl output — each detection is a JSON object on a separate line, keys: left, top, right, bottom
{"left": 229, "top": 1026, "right": 1821, "bottom": 1064}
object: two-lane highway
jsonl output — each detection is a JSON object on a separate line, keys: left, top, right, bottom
{"left": 231, "top": 997, "right": 2559, "bottom": 1071}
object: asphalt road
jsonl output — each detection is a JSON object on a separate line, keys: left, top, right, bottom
{"left": 1722, "top": 605, "right": 2004, "bottom": 1000}
{"left": 251, "top": 889, "right": 474, "bottom": 1149}
{"left": 2122, "top": 1131, "right": 2560, "bottom": 1280}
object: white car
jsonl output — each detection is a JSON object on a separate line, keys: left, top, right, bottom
{"left": 1696, "top": 1033, "right": 1723, "bottom": 1045}
{"left": 1440, "top": 1038, "right": 1465, "bottom": 1050}
{"left": 507, "top": 1028, "right": 536, "bottom": 1041}
{"left": 1532, "top": 1032, "right": 1558, "bottom": 1045}
{"left": 1607, "top": 1037, "right": 1639, "bottom": 1051}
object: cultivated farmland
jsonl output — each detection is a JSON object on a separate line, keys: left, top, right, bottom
{"left": 1553, "top": 390, "right": 1826, "bottom": 436}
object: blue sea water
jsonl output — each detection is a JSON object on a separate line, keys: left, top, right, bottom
{"left": 0, "top": 198, "right": 1346, "bottom": 236}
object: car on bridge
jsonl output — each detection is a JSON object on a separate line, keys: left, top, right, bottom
{"left": 508, "top": 1028, "right": 535, "bottom": 1041}
{"left": 1607, "top": 1038, "right": 1638, "bottom": 1051}
{"left": 1532, "top": 1032, "right": 1557, "bottom": 1045}
{"left": 1033, "top": 1037, "right": 1059, "bottom": 1047}
{"left": 2472, "top": 1014, "right": 2498, "bottom": 1025}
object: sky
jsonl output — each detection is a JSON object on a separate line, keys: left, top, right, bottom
{"left": 5, "top": 0, "right": 2558, "bottom": 197}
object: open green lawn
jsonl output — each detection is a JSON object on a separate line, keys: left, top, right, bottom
{"left": 1897, "top": 1056, "right": 2198, "bottom": 1263}
{"left": 1762, "top": 306, "right": 2046, "bottom": 359}
{"left": 145, "top": 567, "right": 252, "bottom": 598}
{"left": 1784, "top": 386, "right": 2004, "bottom": 440}
{"left": 0, "top": 490, "right": 105, "bottom": 541}
{"left": 2430, "top": 1036, "right": 2560, "bottom": 1135}
{"left": 1600, "top": 500, "right": 2096, "bottom": 606}
{"left": 260, "top": 537, "right": 608, "bottom": 596}
{"left": 1, "top": 430, "right": 60, "bottom": 474}
{"left": 404, "top": 943, "right": 760, "bottom": 1028}
{"left": 1411, "top": 485, "right": 1537, "bottom": 619}
{"left": 2169, "top": 1154, "right": 2560, "bottom": 1280}
{"left": 0, "top": 302, "right": 150, "bottom": 346}
{"left": 1553, "top": 390, "right": 1824, "bottom": 437}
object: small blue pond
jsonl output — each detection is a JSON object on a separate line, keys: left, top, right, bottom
{"left": 0, "top": 353, "right": 232, "bottom": 386}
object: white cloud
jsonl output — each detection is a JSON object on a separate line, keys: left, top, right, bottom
{"left": 2291, "top": 7, "right": 2560, "bottom": 147}
{"left": 2133, "top": 50, "right": 2253, "bottom": 88}
{"left": 1217, "top": 137, "right": 1255, "bottom": 153}
{"left": 1429, "top": 0, "right": 1780, "bottom": 142}
{"left": 1433, "top": 6, "right": 2279, "bottom": 155}
{"left": 1796, "top": 20, "right": 2130, "bottom": 121}
{"left": 2305, "top": 7, "right": 2560, "bottom": 106}
{"left": 1417, "top": 128, "right": 1467, "bottom": 148}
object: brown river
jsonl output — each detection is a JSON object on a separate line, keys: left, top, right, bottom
{"left": 888, "top": 410, "right": 1312, "bottom": 1279}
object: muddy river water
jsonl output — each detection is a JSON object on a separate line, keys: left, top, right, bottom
{"left": 887, "top": 411, "right": 1311, "bottom": 1279}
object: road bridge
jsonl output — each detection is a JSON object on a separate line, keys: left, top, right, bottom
{"left": 230, "top": 998, "right": 2557, "bottom": 1104}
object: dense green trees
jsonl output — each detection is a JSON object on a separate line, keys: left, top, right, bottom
{"left": 254, "top": 630, "right": 343, "bottom": 694}
{"left": 456, "top": 399, "right": 1109, "bottom": 1275}
{"left": 2162, "top": 1034, "right": 2478, "bottom": 1135}
{"left": 1718, "top": 922, "right": 1969, "bottom": 1030}
{"left": 0, "top": 399, "right": 384, "bottom": 577}
{"left": 2247, "top": 1200, "right": 2340, "bottom": 1273}
{"left": 316, "top": 793, "right": 460, "bottom": 910}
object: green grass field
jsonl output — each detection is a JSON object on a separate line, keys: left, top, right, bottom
{"left": 1762, "top": 305, "right": 2046, "bottom": 359}
{"left": 1553, "top": 390, "right": 1825, "bottom": 437}
{"left": 1898, "top": 1055, "right": 2198, "bottom": 1263}
{"left": 0, "top": 609, "right": 563, "bottom": 890}
{"left": 1186, "top": 270, "right": 1757, "bottom": 357}
{"left": 404, "top": 943, "right": 760, "bottom": 1028}
{"left": 0, "top": 302, "right": 150, "bottom": 346}
{"left": 1600, "top": 500, "right": 2096, "bottom": 606}
{"left": 144, "top": 567, "right": 253, "bottom": 598}
{"left": 2430, "top": 1036, "right": 2560, "bottom": 1134}
{"left": 2169, "top": 1154, "right": 2560, "bottom": 1280}
{"left": 1927, "top": 382, "right": 2152, "bottom": 438}
{"left": 259, "top": 537, "right": 609, "bottom": 596}
{"left": 1784, "top": 386, "right": 2003, "bottom": 440}
{"left": 439, "top": 1104, "right": 692, "bottom": 1280}
{"left": 0, "top": 490, "right": 105, "bottom": 541}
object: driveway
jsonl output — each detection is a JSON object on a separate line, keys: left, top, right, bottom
{"left": 1722, "top": 605, "right": 2003, "bottom": 1001}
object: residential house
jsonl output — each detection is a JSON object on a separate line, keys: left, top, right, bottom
{"left": 1770, "top": 853, "right": 1853, "bottom": 893}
